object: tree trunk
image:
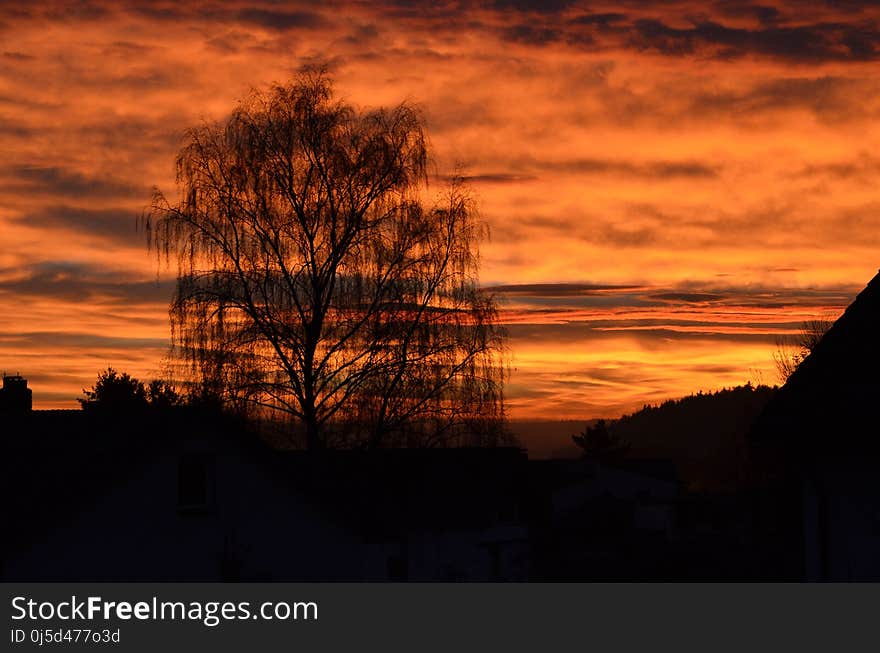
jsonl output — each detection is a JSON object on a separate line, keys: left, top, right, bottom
{"left": 305, "top": 415, "right": 321, "bottom": 451}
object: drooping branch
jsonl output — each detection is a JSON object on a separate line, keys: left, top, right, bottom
{"left": 144, "top": 72, "right": 508, "bottom": 449}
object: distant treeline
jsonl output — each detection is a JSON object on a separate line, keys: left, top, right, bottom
{"left": 592, "top": 384, "right": 778, "bottom": 492}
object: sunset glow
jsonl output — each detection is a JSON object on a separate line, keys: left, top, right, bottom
{"left": 3, "top": 1, "right": 878, "bottom": 419}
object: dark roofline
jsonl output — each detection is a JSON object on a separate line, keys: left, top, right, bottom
{"left": 749, "top": 269, "right": 880, "bottom": 449}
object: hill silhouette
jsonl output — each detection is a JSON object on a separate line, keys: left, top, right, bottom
{"left": 601, "top": 384, "right": 777, "bottom": 492}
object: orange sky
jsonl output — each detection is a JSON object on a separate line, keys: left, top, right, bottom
{"left": 2, "top": 0, "right": 878, "bottom": 419}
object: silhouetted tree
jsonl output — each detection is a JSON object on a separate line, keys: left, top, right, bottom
{"left": 146, "top": 378, "right": 184, "bottom": 409}
{"left": 79, "top": 368, "right": 182, "bottom": 412}
{"left": 79, "top": 368, "right": 146, "bottom": 412}
{"left": 773, "top": 317, "right": 833, "bottom": 383}
{"left": 572, "top": 419, "right": 629, "bottom": 461}
{"left": 609, "top": 383, "right": 777, "bottom": 490}
{"left": 145, "top": 71, "right": 507, "bottom": 450}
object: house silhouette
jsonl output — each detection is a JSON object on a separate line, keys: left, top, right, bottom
{"left": 0, "top": 374, "right": 32, "bottom": 414}
{"left": 751, "top": 270, "right": 880, "bottom": 580}
{"left": 1, "top": 396, "right": 686, "bottom": 581}
{"left": 1, "top": 406, "right": 532, "bottom": 581}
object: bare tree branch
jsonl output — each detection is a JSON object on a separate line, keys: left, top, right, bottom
{"left": 145, "top": 72, "right": 509, "bottom": 449}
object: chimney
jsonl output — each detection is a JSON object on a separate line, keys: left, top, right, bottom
{"left": 0, "top": 373, "right": 33, "bottom": 414}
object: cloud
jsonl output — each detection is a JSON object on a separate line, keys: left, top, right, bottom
{"left": 123, "top": 3, "right": 328, "bottom": 29}
{"left": 236, "top": 8, "right": 329, "bottom": 31}
{"left": 493, "top": 5, "right": 880, "bottom": 64}
{"left": 439, "top": 173, "right": 538, "bottom": 184}
{"left": 488, "top": 283, "right": 643, "bottom": 296}
{"left": 711, "top": 3, "right": 783, "bottom": 26}
{"left": 650, "top": 292, "right": 725, "bottom": 303}
{"left": 0, "top": 119, "right": 35, "bottom": 138}
{"left": 570, "top": 12, "right": 628, "bottom": 28}
{"left": 204, "top": 32, "right": 247, "bottom": 54}
{"left": 492, "top": 197, "right": 880, "bottom": 252}
{"left": 2, "top": 51, "right": 35, "bottom": 61}
{"left": 625, "top": 18, "right": 880, "bottom": 63}
{"left": 522, "top": 157, "right": 720, "bottom": 179}
{"left": 687, "top": 76, "right": 877, "bottom": 124}
{"left": 494, "top": 281, "right": 857, "bottom": 315}
{"left": 0, "top": 262, "right": 173, "bottom": 304}
{"left": 795, "top": 152, "right": 880, "bottom": 181}
{"left": 0, "top": 331, "right": 167, "bottom": 351}
{"left": 501, "top": 24, "right": 566, "bottom": 46}
{"left": 490, "top": 0, "right": 579, "bottom": 13}
{"left": 5, "top": 166, "right": 144, "bottom": 200}
{"left": 9, "top": 206, "right": 146, "bottom": 245}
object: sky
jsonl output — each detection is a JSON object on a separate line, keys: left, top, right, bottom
{"left": 1, "top": 0, "right": 878, "bottom": 420}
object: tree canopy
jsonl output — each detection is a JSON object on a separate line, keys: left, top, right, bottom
{"left": 79, "top": 367, "right": 182, "bottom": 412}
{"left": 145, "top": 71, "right": 507, "bottom": 449}
{"left": 773, "top": 317, "right": 834, "bottom": 383}
{"left": 572, "top": 419, "right": 630, "bottom": 462}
